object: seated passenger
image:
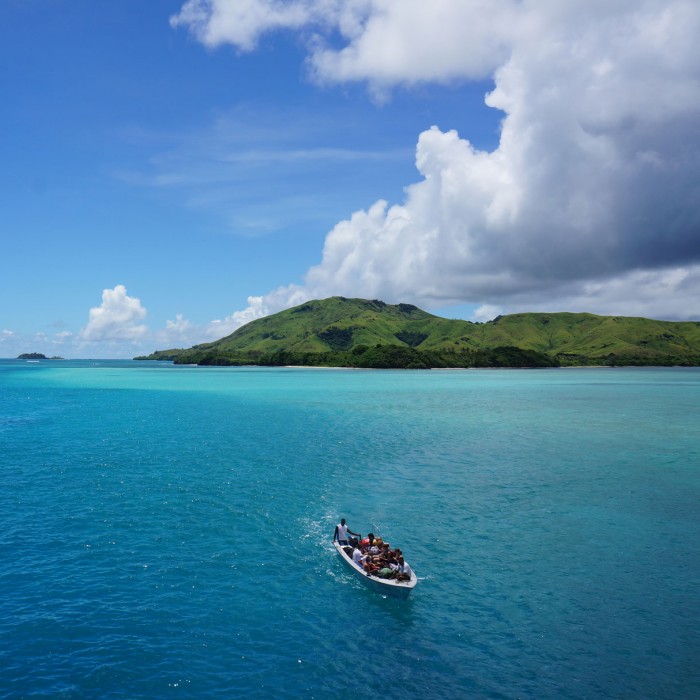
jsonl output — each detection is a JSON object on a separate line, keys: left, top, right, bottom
{"left": 352, "top": 545, "right": 365, "bottom": 566}
{"left": 362, "top": 557, "right": 379, "bottom": 576}
{"left": 378, "top": 542, "right": 391, "bottom": 561}
{"left": 395, "top": 556, "right": 413, "bottom": 581}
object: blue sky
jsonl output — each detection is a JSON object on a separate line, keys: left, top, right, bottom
{"left": 2, "top": 1, "right": 699, "bottom": 358}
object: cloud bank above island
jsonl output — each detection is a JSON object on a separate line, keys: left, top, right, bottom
{"left": 171, "top": 0, "right": 700, "bottom": 326}
{"left": 5, "top": 1, "right": 698, "bottom": 360}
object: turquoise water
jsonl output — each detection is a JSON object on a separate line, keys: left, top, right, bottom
{"left": 1, "top": 360, "right": 698, "bottom": 699}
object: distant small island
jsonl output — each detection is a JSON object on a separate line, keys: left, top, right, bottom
{"left": 17, "top": 353, "right": 64, "bottom": 360}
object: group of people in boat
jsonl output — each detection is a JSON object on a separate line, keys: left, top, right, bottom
{"left": 333, "top": 519, "right": 413, "bottom": 582}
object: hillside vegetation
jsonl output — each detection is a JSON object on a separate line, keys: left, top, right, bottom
{"left": 136, "top": 297, "right": 700, "bottom": 368}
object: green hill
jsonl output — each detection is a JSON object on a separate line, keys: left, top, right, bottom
{"left": 136, "top": 297, "right": 700, "bottom": 368}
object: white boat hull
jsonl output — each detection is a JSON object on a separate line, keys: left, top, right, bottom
{"left": 333, "top": 541, "right": 417, "bottom": 599}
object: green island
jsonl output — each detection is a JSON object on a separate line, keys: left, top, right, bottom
{"left": 17, "top": 353, "right": 64, "bottom": 360}
{"left": 135, "top": 297, "right": 700, "bottom": 369}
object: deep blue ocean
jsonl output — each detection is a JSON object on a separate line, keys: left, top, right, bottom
{"left": 0, "top": 360, "right": 698, "bottom": 699}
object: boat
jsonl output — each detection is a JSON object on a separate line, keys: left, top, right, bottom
{"left": 333, "top": 541, "right": 417, "bottom": 598}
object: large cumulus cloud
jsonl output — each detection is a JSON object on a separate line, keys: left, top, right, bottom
{"left": 80, "top": 285, "right": 148, "bottom": 342}
{"left": 172, "top": 0, "right": 700, "bottom": 322}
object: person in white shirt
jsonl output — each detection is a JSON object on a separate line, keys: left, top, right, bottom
{"left": 352, "top": 545, "right": 365, "bottom": 565}
{"left": 333, "top": 518, "right": 360, "bottom": 546}
{"left": 396, "top": 556, "right": 413, "bottom": 581}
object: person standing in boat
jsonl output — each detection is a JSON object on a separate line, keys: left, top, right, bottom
{"left": 333, "top": 518, "right": 360, "bottom": 546}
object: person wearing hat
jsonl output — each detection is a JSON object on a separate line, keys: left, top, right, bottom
{"left": 333, "top": 518, "right": 360, "bottom": 546}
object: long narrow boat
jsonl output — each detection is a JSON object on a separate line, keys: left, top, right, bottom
{"left": 333, "top": 541, "right": 417, "bottom": 598}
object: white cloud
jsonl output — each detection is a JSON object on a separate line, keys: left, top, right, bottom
{"left": 79, "top": 285, "right": 148, "bottom": 342}
{"left": 533, "top": 266, "right": 700, "bottom": 321}
{"left": 173, "top": 0, "right": 700, "bottom": 328}
{"left": 308, "top": 0, "right": 516, "bottom": 95}
{"left": 472, "top": 305, "right": 504, "bottom": 323}
{"left": 200, "top": 289, "right": 309, "bottom": 339}
{"left": 165, "top": 314, "right": 191, "bottom": 334}
{"left": 73, "top": 289, "right": 273, "bottom": 355}
{"left": 170, "top": 0, "right": 314, "bottom": 51}
{"left": 171, "top": 0, "right": 515, "bottom": 87}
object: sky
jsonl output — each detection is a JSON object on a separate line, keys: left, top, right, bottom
{"left": 2, "top": 0, "right": 699, "bottom": 359}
